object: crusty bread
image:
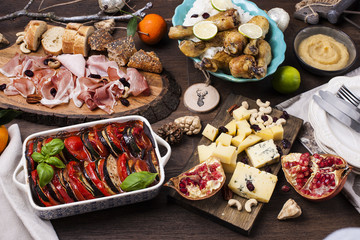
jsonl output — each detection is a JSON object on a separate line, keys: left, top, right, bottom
{"left": 88, "top": 29, "right": 113, "bottom": 51}
{"left": 41, "top": 26, "right": 65, "bottom": 55}
{"left": 24, "top": 20, "right": 48, "bottom": 51}
{"left": 106, "top": 36, "right": 137, "bottom": 66}
{"left": 127, "top": 49, "right": 163, "bottom": 73}
{"left": 62, "top": 23, "right": 82, "bottom": 54}
{"left": 73, "top": 26, "right": 95, "bottom": 57}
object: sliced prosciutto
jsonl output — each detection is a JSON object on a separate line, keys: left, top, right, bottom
{"left": 40, "top": 68, "right": 75, "bottom": 108}
{"left": 0, "top": 53, "right": 48, "bottom": 77}
{"left": 4, "top": 78, "right": 35, "bottom": 97}
{"left": 72, "top": 77, "right": 106, "bottom": 108}
{"left": 87, "top": 55, "right": 120, "bottom": 77}
{"left": 127, "top": 68, "right": 150, "bottom": 96}
{"left": 93, "top": 80, "right": 124, "bottom": 114}
{"left": 56, "top": 54, "right": 86, "bottom": 77}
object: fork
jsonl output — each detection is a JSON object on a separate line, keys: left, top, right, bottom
{"left": 336, "top": 85, "right": 360, "bottom": 107}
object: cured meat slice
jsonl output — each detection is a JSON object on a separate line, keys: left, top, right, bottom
{"left": 86, "top": 55, "right": 119, "bottom": 77}
{"left": 126, "top": 68, "right": 150, "bottom": 96}
{"left": 0, "top": 53, "right": 47, "bottom": 77}
{"left": 56, "top": 54, "right": 86, "bottom": 77}
{"left": 107, "top": 67, "right": 128, "bottom": 82}
{"left": 72, "top": 77, "right": 105, "bottom": 108}
{"left": 93, "top": 80, "right": 124, "bottom": 114}
{"left": 4, "top": 77, "right": 35, "bottom": 97}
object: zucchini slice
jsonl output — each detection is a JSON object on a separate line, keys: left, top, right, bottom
{"left": 105, "top": 154, "right": 123, "bottom": 192}
{"left": 123, "top": 127, "right": 141, "bottom": 158}
{"left": 81, "top": 130, "right": 101, "bottom": 161}
{"left": 96, "top": 159, "right": 120, "bottom": 194}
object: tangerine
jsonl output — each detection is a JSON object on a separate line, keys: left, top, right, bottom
{"left": 0, "top": 125, "right": 9, "bottom": 154}
{"left": 138, "top": 14, "right": 167, "bottom": 45}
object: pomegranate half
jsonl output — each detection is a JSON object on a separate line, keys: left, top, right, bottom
{"left": 281, "top": 153, "right": 351, "bottom": 201}
{"left": 164, "top": 157, "right": 225, "bottom": 200}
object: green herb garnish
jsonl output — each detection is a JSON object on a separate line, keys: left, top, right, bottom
{"left": 31, "top": 138, "right": 65, "bottom": 187}
{"left": 120, "top": 171, "right": 158, "bottom": 191}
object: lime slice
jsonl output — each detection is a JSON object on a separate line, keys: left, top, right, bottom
{"left": 193, "top": 21, "right": 218, "bottom": 40}
{"left": 238, "top": 23, "right": 263, "bottom": 39}
{"left": 211, "top": 0, "right": 233, "bottom": 11}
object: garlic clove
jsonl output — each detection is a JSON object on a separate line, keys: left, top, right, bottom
{"left": 267, "top": 8, "right": 290, "bottom": 32}
{"left": 277, "top": 198, "right": 302, "bottom": 220}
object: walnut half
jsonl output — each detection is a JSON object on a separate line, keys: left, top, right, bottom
{"left": 26, "top": 94, "right": 42, "bottom": 104}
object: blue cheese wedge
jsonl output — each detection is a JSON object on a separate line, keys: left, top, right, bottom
{"left": 245, "top": 139, "right": 280, "bottom": 168}
{"left": 228, "top": 162, "right": 278, "bottom": 203}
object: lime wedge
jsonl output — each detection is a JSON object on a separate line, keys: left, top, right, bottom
{"left": 193, "top": 21, "right": 218, "bottom": 41}
{"left": 211, "top": 0, "right": 233, "bottom": 11}
{"left": 238, "top": 23, "right": 263, "bottom": 39}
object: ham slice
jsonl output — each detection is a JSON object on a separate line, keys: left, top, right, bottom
{"left": 93, "top": 80, "right": 124, "bottom": 114}
{"left": 4, "top": 77, "right": 35, "bottom": 97}
{"left": 0, "top": 53, "right": 47, "bottom": 77}
{"left": 127, "top": 68, "right": 150, "bottom": 96}
{"left": 87, "top": 55, "right": 119, "bottom": 77}
{"left": 56, "top": 54, "right": 86, "bottom": 77}
{"left": 72, "top": 77, "right": 106, "bottom": 108}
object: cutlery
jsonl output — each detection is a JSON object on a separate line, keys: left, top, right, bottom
{"left": 313, "top": 95, "right": 360, "bottom": 133}
{"left": 319, "top": 90, "right": 360, "bottom": 124}
{"left": 336, "top": 85, "right": 360, "bottom": 107}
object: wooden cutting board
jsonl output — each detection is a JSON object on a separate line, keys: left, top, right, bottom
{"left": 0, "top": 43, "right": 181, "bottom": 126}
{"left": 167, "top": 93, "right": 303, "bottom": 235}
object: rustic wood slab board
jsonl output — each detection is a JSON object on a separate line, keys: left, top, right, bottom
{"left": 0, "top": 43, "right": 181, "bottom": 126}
{"left": 167, "top": 93, "right": 303, "bottom": 235}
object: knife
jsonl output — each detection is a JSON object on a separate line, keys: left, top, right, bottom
{"left": 313, "top": 95, "right": 360, "bottom": 133}
{"left": 319, "top": 90, "right": 360, "bottom": 124}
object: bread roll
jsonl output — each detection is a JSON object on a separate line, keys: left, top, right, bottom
{"left": 73, "top": 26, "right": 95, "bottom": 57}
{"left": 24, "top": 20, "right": 48, "bottom": 51}
{"left": 41, "top": 26, "right": 65, "bottom": 55}
{"left": 88, "top": 29, "right": 113, "bottom": 51}
{"left": 62, "top": 23, "right": 82, "bottom": 54}
{"left": 106, "top": 36, "right": 137, "bottom": 66}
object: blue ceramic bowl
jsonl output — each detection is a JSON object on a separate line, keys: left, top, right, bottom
{"left": 172, "top": 0, "right": 286, "bottom": 83}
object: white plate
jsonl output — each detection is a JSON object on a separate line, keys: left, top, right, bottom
{"left": 308, "top": 75, "right": 360, "bottom": 168}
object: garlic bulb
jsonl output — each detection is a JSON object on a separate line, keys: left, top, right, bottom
{"left": 98, "top": 0, "right": 125, "bottom": 13}
{"left": 267, "top": 8, "right": 290, "bottom": 32}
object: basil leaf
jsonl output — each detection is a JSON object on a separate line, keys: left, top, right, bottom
{"left": 46, "top": 156, "right": 65, "bottom": 169}
{"left": 41, "top": 139, "right": 64, "bottom": 156}
{"left": 0, "top": 110, "right": 22, "bottom": 125}
{"left": 37, "top": 163, "right": 54, "bottom": 188}
{"left": 31, "top": 152, "right": 45, "bottom": 163}
{"left": 127, "top": 16, "right": 138, "bottom": 36}
{"left": 120, "top": 171, "right": 158, "bottom": 191}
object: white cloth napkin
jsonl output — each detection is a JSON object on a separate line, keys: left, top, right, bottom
{"left": 277, "top": 67, "right": 360, "bottom": 213}
{"left": 0, "top": 124, "right": 58, "bottom": 240}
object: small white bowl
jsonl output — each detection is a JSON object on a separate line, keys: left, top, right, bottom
{"left": 13, "top": 115, "right": 171, "bottom": 219}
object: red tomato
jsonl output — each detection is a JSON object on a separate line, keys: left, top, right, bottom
{"left": 64, "top": 136, "right": 91, "bottom": 161}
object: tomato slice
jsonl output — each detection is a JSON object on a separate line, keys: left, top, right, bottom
{"left": 117, "top": 153, "right": 129, "bottom": 182}
{"left": 91, "top": 130, "right": 109, "bottom": 158}
{"left": 31, "top": 170, "right": 60, "bottom": 206}
{"left": 51, "top": 170, "right": 74, "bottom": 203}
{"left": 64, "top": 136, "right": 91, "bottom": 161}
{"left": 134, "top": 159, "right": 150, "bottom": 173}
{"left": 85, "top": 162, "right": 112, "bottom": 196}
{"left": 67, "top": 161, "right": 95, "bottom": 200}
{"left": 106, "top": 125, "right": 123, "bottom": 151}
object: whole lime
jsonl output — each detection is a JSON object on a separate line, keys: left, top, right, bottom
{"left": 272, "top": 66, "right": 301, "bottom": 94}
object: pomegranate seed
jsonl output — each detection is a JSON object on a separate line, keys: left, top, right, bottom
{"left": 324, "top": 179, "right": 330, "bottom": 185}
{"left": 316, "top": 181, "right": 322, "bottom": 188}
{"left": 331, "top": 180, "right": 336, "bottom": 186}
{"left": 330, "top": 174, "right": 335, "bottom": 180}
{"left": 298, "top": 173, "right": 304, "bottom": 179}
{"left": 304, "top": 171, "right": 310, "bottom": 177}
{"left": 180, "top": 188, "right": 187, "bottom": 193}
{"left": 284, "top": 162, "right": 289, "bottom": 168}
{"left": 335, "top": 158, "right": 343, "bottom": 165}
{"left": 281, "top": 185, "right": 290, "bottom": 192}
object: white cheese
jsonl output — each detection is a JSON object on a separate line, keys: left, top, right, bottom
{"left": 245, "top": 139, "right": 280, "bottom": 168}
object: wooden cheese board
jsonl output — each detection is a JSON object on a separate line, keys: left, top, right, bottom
{"left": 167, "top": 93, "right": 303, "bottom": 235}
{"left": 0, "top": 43, "right": 181, "bottom": 126}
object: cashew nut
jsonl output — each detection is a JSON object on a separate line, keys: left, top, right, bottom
{"left": 48, "top": 60, "right": 61, "bottom": 69}
{"left": 245, "top": 199, "right": 258, "bottom": 213}
{"left": 259, "top": 106, "right": 272, "bottom": 114}
{"left": 256, "top": 99, "right": 270, "bottom": 108}
{"left": 256, "top": 112, "right": 264, "bottom": 123}
{"left": 121, "top": 86, "right": 130, "bottom": 98}
{"left": 20, "top": 42, "right": 31, "bottom": 54}
{"left": 16, "top": 31, "right": 25, "bottom": 37}
{"left": 276, "top": 118, "right": 286, "bottom": 125}
{"left": 228, "top": 199, "right": 242, "bottom": 211}
{"left": 249, "top": 113, "right": 258, "bottom": 125}
{"left": 263, "top": 115, "right": 273, "bottom": 126}
{"left": 248, "top": 108, "right": 258, "bottom": 114}
{"left": 241, "top": 101, "right": 249, "bottom": 110}
{"left": 16, "top": 35, "right": 24, "bottom": 45}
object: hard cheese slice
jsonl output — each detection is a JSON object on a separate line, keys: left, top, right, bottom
{"left": 198, "top": 143, "right": 217, "bottom": 163}
{"left": 245, "top": 139, "right": 280, "bottom": 168}
{"left": 228, "top": 162, "right": 278, "bottom": 203}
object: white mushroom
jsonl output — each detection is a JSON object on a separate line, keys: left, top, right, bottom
{"left": 277, "top": 198, "right": 302, "bottom": 220}
{"left": 256, "top": 99, "right": 270, "bottom": 108}
{"left": 245, "top": 199, "right": 258, "bottom": 213}
{"left": 228, "top": 199, "right": 242, "bottom": 211}
{"left": 241, "top": 101, "right": 249, "bottom": 110}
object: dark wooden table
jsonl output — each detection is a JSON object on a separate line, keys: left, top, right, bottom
{"left": 1, "top": 0, "right": 360, "bottom": 239}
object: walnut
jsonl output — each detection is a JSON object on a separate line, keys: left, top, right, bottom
{"left": 26, "top": 94, "right": 42, "bottom": 104}
{"left": 277, "top": 198, "right": 302, "bottom": 220}
{"left": 174, "top": 116, "right": 201, "bottom": 135}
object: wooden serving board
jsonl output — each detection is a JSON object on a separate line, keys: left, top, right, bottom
{"left": 0, "top": 43, "right": 181, "bottom": 126}
{"left": 168, "top": 93, "right": 303, "bottom": 235}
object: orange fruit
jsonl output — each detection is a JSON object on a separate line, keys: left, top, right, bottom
{"left": 138, "top": 14, "right": 167, "bottom": 45}
{"left": 0, "top": 125, "right": 9, "bottom": 154}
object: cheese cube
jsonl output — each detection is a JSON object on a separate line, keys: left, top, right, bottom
{"left": 202, "top": 124, "right": 218, "bottom": 141}
{"left": 211, "top": 145, "right": 237, "bottom": 165}
{"left": 255, "top": 128, "right": 274, "bottom": 141}
{"left": 236, "top": 120, "right": 252, "bottom": 137}
{"left": 228, "top": 162, "right": 278, "bottom": 203}
{"left": 269, "top": 124, "right": 284, "bottom": 140}
{"left": 222, "top": 155, "right": 237, "bottom": 173}
{"left": 245, "top": 139, "right": 280, "bottom": 168}
{"left": 216, "top": 133, "right": 232, "bottom": 146}
{"left": 233, "top": 106, "right": 251, "bottom": 121}
{"left": 198, "top": 143, "right": 217, "bottom": 163}
{"left": 231, "top": 133, "right": 246, "bottom": 147}
{"left": 236, "top": 134, "right": 261, "bottom": 154}
{"left": 225, "top": 120, "right": 237, "bottom": 136}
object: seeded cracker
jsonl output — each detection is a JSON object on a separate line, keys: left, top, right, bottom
{"left": 106, "top": 36, "right": 137, "bottom": 66}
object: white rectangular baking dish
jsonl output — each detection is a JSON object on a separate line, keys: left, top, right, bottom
{"left": 12, "top": 115, "right": 171, "bottom": 219}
